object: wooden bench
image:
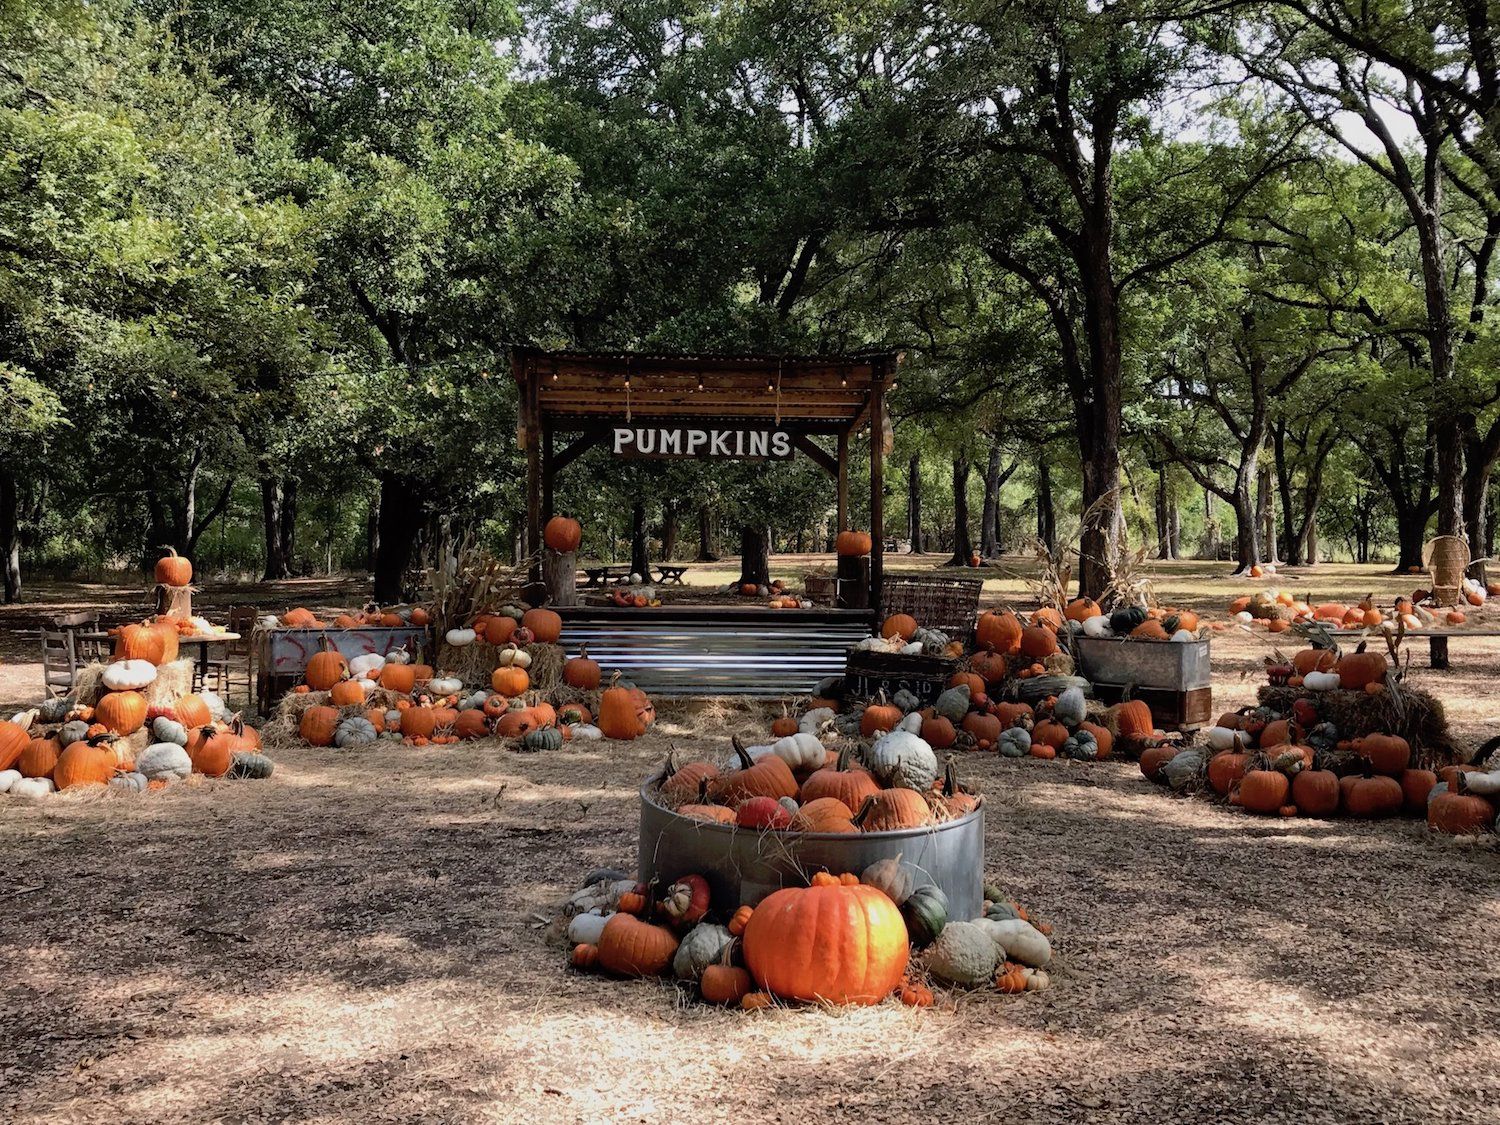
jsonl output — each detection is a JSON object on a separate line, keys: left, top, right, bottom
{"left": 581, "top": 565, "right": 632, "bottom": 587}
{"left": 655, "top": 564, "right": 688, "bottom": 585}
{"left": 1323, "top": 629, "right": 1500, "bottom": 670}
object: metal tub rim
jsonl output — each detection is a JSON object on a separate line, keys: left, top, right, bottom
{"left": 639, "top": 781, "right": 985, "bottom": 839}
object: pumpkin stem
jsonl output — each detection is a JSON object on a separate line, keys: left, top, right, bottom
{"left": 730, "top": 735, "right": 754, "bottom": 770}
{"left": 850, "top": 793, "right": 877, "bottom": 829}
{"left": 697, "top": 778, "right": 711, "bottom": 804}
{"left": 834, "top": 744, "right": 855, "bottom": 772}
{"left": 657, "top": 748, "right": 678, "bottom": 785}
{"left": 943, "top": 756, "right": 960, "bottom": 797}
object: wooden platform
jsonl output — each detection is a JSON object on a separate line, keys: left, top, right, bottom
{"left": 558, "top": 605, "right": 874, "bottom": 696}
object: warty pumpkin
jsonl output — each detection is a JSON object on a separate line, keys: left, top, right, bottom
{"left": 742, "top": 877, "right": 909, "bottom": 1004}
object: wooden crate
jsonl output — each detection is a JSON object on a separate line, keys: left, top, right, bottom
{"left": 1088, "top": 683, "right": 1213, "bottom": 733}
{"left": 843, "top": 650, "right": 959, "bottom": 706}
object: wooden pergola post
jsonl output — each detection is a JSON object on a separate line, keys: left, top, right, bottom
{"left": 836, "top": 430, "right": 849, "bottom": 533}
{"left": 518, "top": 355, "right": 542, "bottom": 570}
{"left": 869, "top": 358, "right": 885, "bottom": 611}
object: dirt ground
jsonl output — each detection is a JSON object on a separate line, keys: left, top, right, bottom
{"left": 2, "top": 559, "right": 1499, "bottom": 1124}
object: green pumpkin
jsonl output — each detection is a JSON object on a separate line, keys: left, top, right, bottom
{"left": 1109, "top": 605, "right": 1148, "bottom": 634}
{"left": 901, "top": 883, "right": 949, "bottom": 947}
{"left": 982, "top": 881, "right": 1007, "bottom": 904}
{"left": 893, "top": 688, "right": 922, "bottom": 714}
{"left": 1161, "top": 614, "right": 1181, "bottom": 634}
{"left": 933, "top": 684, "right": 971, "bottom": 723}
{"left": 997, "top": 727, "right": 1031, "bottom": 758}
{"left": 1061, "top": 730, "right": 1098, "bottom": 760}
{"left": 521, "top": 727, "right": 563, "bottom": 753}
{"left": 227, "top": 751, "right": 275, "bottom": 780}
{"left": 38, "top": 697, "right": 75, "bottom": 724}
{"left": 986, "top": 901, "right": 1022, "bottom": 921}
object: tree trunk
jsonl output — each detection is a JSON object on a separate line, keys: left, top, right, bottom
{"left": 0, "top": 469, "right": 21, "bottom": 603}
{"left": 1230, "top": 454, "right": 1261, "bottom": 573}
{"left": 365, "top": 490, "right": 380, "bottom": 572}
{"left": 1169, "top": 493, "right": 1181, "bottom": 558}
{"left": 1274, "top": 425, "right": 1301, "bottom": 566}
{"left": 696, "top": 504, "right": 717, "bottom": 561}
{"left": 373, "top": 474, "right": 424, "bottom": 603}
{"left": 980, "top": 445, "right": 1002, "bottom": 558}
{"left": 907, "top": 453, "right": 924, "bottom": 553}
{"left": 1305, "top": 512, "right": 1318, "bottom": 565}
{"left": 661, "top": 500, "right": 679, "bottom": 562}
{"left": 260, "top": 477, "right": 291, "bottom": 580}
{"left": 1462, "top": 462, "right": 1492, "bottom": 575}
{"left": 947, "top": 453, "right": 973, "bottom": 565}
{"left": 1415, "top": 205, "right": 1464, "bottom": 538}
{"left": 1257, "top": 459, "right": 1278, "bottom": 565}
{"left": 1036, "top": 457, "right": 1056, "bottom": 551}
{"left": 1154, "top": 465, "right": 1171, "bottom": 560}
{"left": 737, "top": 525, "right": 770, "bottom": 587}
{"left": 630, "top": 500, "right": 650, "bottom": 578}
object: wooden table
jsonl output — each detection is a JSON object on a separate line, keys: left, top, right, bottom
{"left": 582, "top": 565, "right": 633, "bottom": 587}
{"left": 177, "top": 633, "right": 239, "bottom": 687}
{"left": 655, "top": 565, "right": 688, "bottom": 585}
{"left": 1322, "top": 629, "right": 1498, "bottom": 670}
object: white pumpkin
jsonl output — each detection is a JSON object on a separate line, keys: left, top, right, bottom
{"left": 11, "top": 777, "right": 54, "bottom": 799}
{"left": 866, "top": 730, "right": 938, "bottom": 791}
{"left": 1170, "top": 629, "right": 1197, "bottom": 642}
{"left": 496, "top": 645, "right": 532, "bottom": 669}
{"left": 102, "top": 659, "right": 157, "bottom": 691}
{"left": 1082, "top": 614, "right": 1113, "bottom": 638}
{"left": 1303, "top": 670, "right": 1342, "bottom": 692}
{"left": 973, "top": 917, "right": 1052, "bottom": 967}
{"left": 671, "top": 922, "right": 734, "bottom": 981}
{"left": 1205, "top": 726, "right": 1249, "bottom": 751}
{"left": 198, "top": 691, "right": 227, "bottom": 720}
{"left": 349, "top": 653, "right": 386, "bottom": 677}
{"left": 0, "top": 769, "right": 20, "bottom": 793}
{"left": 770, "top": 732, "right": 825, "bottom": 770}
{"left": 384, "top": 646, "right": 412, "bottom": 665}
{"left": 1462, "top": 769, "right": 1500, "bottom": 795}
{"left": 898, "top": 712, "right": 923, "bottom": 734}
{"left": 743, "top": 743, "right": 776, "bottom": 761}
{"left": 137, "top": 743, "right": 192, "bottom": 781}
{"left": 445, "top": 628, "right": 477, "bottom": 647}
{"left": 258, "top": 614, "right": 280, "bottom": 630}
{"left": 1054, "top": 687, "right": 1087, "bottom": 727}
{"left": 570, "top": 724, "right": 603, "bottom": 741}
{"left": 1233, "top": 611, "right": 1254, "bottom": 624}
{"left": 900, "top": 641, "right": 923, "bottom": 655}
{"left": 567, "top": 910, "right": 613, "bottom": 946}
{"left": 928, "top": 920, "right": 1000, "bottom": 986}
{"left": 384, "top": 709, "right": 402, "bottom": 727}
{"left": 799, "top": 707, "right": 836, "bottom": 734}
{"left": 428, "top": 677, "right": 463, "bottom": 696}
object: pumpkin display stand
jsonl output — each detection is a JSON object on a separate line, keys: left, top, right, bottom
{"left": 153, "top": 583, "right": 193, "bottom": 620}
{"left": 1073, "top": 635, "right": 1212, "bottom": 732}
{"left": 638, "top": 782, "right": 984, "bottom": 921}
{"left": 1256, "top": 683, "right": 1460, "bottom": 769}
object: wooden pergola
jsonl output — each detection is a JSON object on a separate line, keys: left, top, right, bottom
{"left": 511, "top": 347, "right": 899, "bottom": 605}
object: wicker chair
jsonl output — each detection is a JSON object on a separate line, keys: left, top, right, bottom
{"left": 1423, "top": 536, "right": 1470, "bottom": 606}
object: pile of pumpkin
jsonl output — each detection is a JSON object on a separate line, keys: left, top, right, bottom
{"left": 0, "top": 692, "right": 273, "bottom": 800}
{"left": 291, "top": 632, "right": 655, "bottom": 750}
{"left": 1058, "top": 599, "right": 1209, "bottom": 643}
{"left": 1227, "top": 589, "right": 1484, "bottom": 633}
{"left": 270, "top": 604, "right": 432, "bottom": 630}
{"left": 561, "top": 859, "right": 1053, "bottom": 1009}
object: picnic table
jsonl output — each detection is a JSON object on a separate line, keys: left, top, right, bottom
{"left": 1323, "top": 629, "right": 1497, "bottom": 670}
{"left": 582, "top": 564, "right": 633, "bottom": 587}
{"left": 655, "top": 564, "right": 688, "bottom": 585}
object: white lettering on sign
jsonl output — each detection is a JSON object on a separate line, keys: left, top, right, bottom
{"left": 607, "top": 425, "right": 798, "bottom": 460}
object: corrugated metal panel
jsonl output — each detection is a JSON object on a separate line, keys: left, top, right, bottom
{"left": 560, "top": 617, "right": 870, "bottom": 696}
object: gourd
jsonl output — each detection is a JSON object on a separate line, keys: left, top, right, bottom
{"left": 865, "top": 729, "right": 938, "bottom": 791}
{"left": 136, "top": 743, "right": 192, "bottom": 781}
{"left": 0, "top": 769, "right": 19, "bottom": 792}
{"left": 1303, "top": 670, "right": 1341, "bottom": 692}
{"left": 227, "top": 751, "right": 275, "bottom": 779}
{"left": 37, "top": 697, "right": 74, "bottom": 724}
{"left": 54, "top": 720, "right": 87, "bottom": 748}
{"left": 973, "top": 917, "right": 1052, "bottom": 967}
{"left": 861, "top": 853, "right": 916, "bottom": 905}
{"left": 566, "top": 911, "right": 613, "bottom": 946}
{"left": 933, "top": 684, "right": 970, "bottom": 723}
{"left": 769, "top": 732, "right": 825, "bottom": 771}
{"left": 1082, "top": 614, "right": 1112, "bottom": 638}
{"left": 571, "top": 724, "right": 603, "bottom": 740}
{"left": 997, "top": 727, "right": 1031, "bottom": 758}
{"left": 671, "top": 923, "right": 734, "bottom": 981}
{"left": 426, "top": 676, "right": 463, "bottom": 697}
{"left": 897, "top": 712, "right": 923, "bottom": 734}
{"left": 109, "top": 772, "right": 149, "bottom": 793}
{"left": 1109, "top": 605, "right": 1148, "bottom": 634}
{"left": 11, "top": 776, "right": 55, "bottom": 799}
{"left": 901, "top": 883, "right": 948, "bottom": 947}
{"left": 928, "top": 920, "right": 1000, "bottom": 986}
{"left": 892, "top": 688, "right": 922, "bottom": 714}
{"left": 1206, "top": 726, "right": 1248, "bottom": 752}
{"left": 1061, "top": 730, "right": 1098, "bottom": 760}
{"left": 798, "top": 707, "right": 835, "bottom": 734}
{"left": 521, "top": 727, "right": 563, "bottom": 752}
{"left": 495, "top": 645, "right": 533, "bottom": 669}
{"left": 1162, "top": 746, "right": 1208, "bottom": 791}
{"left": 349, "top": 653, "right": 386, "bottom": 677}
{"left": 102, "top": 660, "right": 157, "bottom": 692}
{"left": 444, "top": 628, "right": 477, "bottom": 647}
{"left": 1053, "top": 686, "right": 1086, "bottom": 727}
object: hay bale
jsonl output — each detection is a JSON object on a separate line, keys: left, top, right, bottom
{"left": 72, "top": 659, "right": 194, "bottom": 708}
{"left": 260, "top": 685, "right": 412, "bottom": 748}
{"left": 1257, "top": 683, "right": 1460, "bottom": 769}
{"left": 432, "top": 640, "right": 563, "bottom": 691}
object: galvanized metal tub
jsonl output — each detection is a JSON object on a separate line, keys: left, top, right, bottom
{"left": 1074, "top": 635, "right": 1211, "bottom": 690}
{"left": 638, "top": 784, "right": 984, "bottom": 920}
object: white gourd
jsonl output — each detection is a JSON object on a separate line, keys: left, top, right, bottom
{"left": 198, "top": 691, "right": 227, "bottom": 720}
{"left": 570, "top": 724, "right": 603, "bottom": 741}
{"left": 799, "top": 707, "right": 836, "bottom": 734}
{"left": 928, "top": 921, "right": 1000, "bottom": 985}
{"left": 672, "top": 923, "right": 735, "bottom": 981}
{"left": 428, "top": 677, "right": 463, "bottom": 696}
{"left": 770, "top": 732, "right": 825, "bottom": 770}
{"left": 1463, "top": 770, "right": 1500, "bottom": 795}
{"left": 1170, "top": 629, "right": 1197, "bottom": 642}
{"left": 102, "top": 660, "right": 157, "bottom": 691}
{"left": 1233, "top": 611, "right": 1254, "bottom": 624}
{"left": 349, "top": 653, "right": 386, "bottom": 677}
{"left": 445, "top": 628, "right": 477, "bottom": 647}
{"left": 1082, "top": 615, "right": 1113, "bottom": 638}
{"left": 973, "top": 917, "right": 1052, "bottom": 967}
{"left": 1206, "top": 726, "right": 1248, "bottom": 751}
{"left": 108, "top": 772, "right": 148, "bottom": 793}
{"left": 777, "top": 795, "right": 800, "bottom": 815}
{"left": 385, "top": 647, "right": 412, "bottom": 665}
{"left": 11, "top": 777, "right": 55, "bottom": 799}
{"left": 898, "top": 712, "right": 924, "bottom": 734}
{"left": 137, "top": 743, "right": 192, "bottom": 781}
{"left": 1303, "top": 671, "right": 1341, "bottom": 692}
{"left": 566, "top": 910, "right": 613, "bottom": 945}
{"left": 900, "top": 641, "right": 923, "bottom": 655}
{"left": 0, "top": 769, "right": 20, "bottom": 793}
{"left": 866, "top": 730, "right": 938, "bottom": 791}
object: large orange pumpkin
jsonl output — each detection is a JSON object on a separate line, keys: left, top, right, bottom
{"left": 1335, "top": 651, "right": 1388, "bottom": 691}
{"left": 835, "top": 530, "right": 872, "bottom": 556}
{"left": 95, "top": 691, "right": 147, "bottom": 735}
{"left": 521, "top": 608, "right": 562, "bottom": 644}
{"left": 17, "top": 735, "right": 61, "bottom": 778}
{"left": 543, "top": 516, "right": 582, "bottom": 553}
{"left": 881, "top": 613, "right": 918, "bottom": 641}
{"left": 187, "top": 726, "right": 237, "bottom": 777}
{"left": 0, "top": 720, "right": 29, "bottom": 771}
{"left": 115, "top": 623, "right": 175, "bottom": 665}
{"left": 483, "top": 617, "right": 517, "bottom": 646}
{"left": 1019, "top": 625, "right": 1059, "bottom": 660}
{"left": 299, "top": 705, "right": 340, "bottom": 747}
{"left": 713, "top": 739, "right": 798, "bottom": 803}
{"left": 454, "top": 710, "right": 490, "bottom": 739}
{"left": 330, "top": 679, "right": 366, "bottom": 707}
{"left": 742, "top": 874, "right": 909, "bottom": 1004}
{"left": 798, "top": 746, "right": 880, "bottom": 810}
{"left": 305, "top": 643, "right": 349, "bottom": 691}
{"left": 598, "top": 677, "right": 652, "bottom": 739}
{"left": 562, "top": 645, "right": 601, "bottom": 689}
{"left": 400, "top": 707, "right": 438, "bottom": 739}
{"left": 380, "top": 663, "right": 417, "bottom": 693}
{"left": 153, "top": 547, "right": 193, "bottom": 587}
{"left": 491, "top": 666, "right": 530, "bottom": 697}
{"left": 54, "top": 737, "right": 119, "bottom": 789}
{"left": 976, "top": 610, "right": 1023, "bottom": 654}
{"left": 597, "top": 914, "right": 679, "bottom": 977}
{"left": 175, "top": 694, "right": 212, "bottom": 728}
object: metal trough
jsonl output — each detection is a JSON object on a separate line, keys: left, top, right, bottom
{"left": 638, "top": 784, "right": 984, "bottom": 920}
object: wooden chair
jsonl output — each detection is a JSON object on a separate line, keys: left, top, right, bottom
{"left": 198, "top": 606, "right": 256, "bottom": 702}
{"left": 40, "top": 611, "right": 104, "bottom": 698}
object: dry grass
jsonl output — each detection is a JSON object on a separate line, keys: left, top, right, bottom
{"left": 3, "top": 563, "right": 1500, "bottom": 1123}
